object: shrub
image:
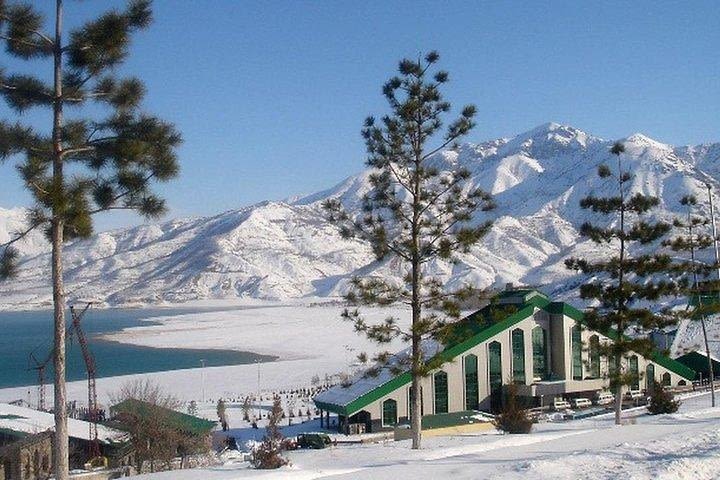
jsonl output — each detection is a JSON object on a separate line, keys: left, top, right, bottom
{"left": 647, "top": 382, "right": 680, "bottom": 415}
{"left": 251, "top": 396, "right": 289, "bottom": 469}
{"left": 494, "top": 384, "right": 533, "bottom": 434}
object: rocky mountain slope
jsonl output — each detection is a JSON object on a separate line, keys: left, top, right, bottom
{"left": 1, "top": 123, "right": 718, "bottom": 310}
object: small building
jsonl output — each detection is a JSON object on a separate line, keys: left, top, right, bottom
{"left": 676, "top": 350, "right": 720, "bottom": 381}
{"left": 314, "top": 289, "right": 695, "bottom": 433}
{"left": 110, "top": 399, "right": 216, "bottom": 456}
{"left": 0, "top": 430, "right": 52, "bottom": 480}
{"left": 0, "top": 403, "right": 130, "bottom": 470}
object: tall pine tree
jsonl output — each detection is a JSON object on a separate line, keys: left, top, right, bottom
{"left": 565, "top": 141, "right": 677, "bottom": 425}
{"left": 324, "top": 51, "right": 494, "bottom": 449}
{"left": 664, "top": 194, "right": 719, "bottom": 406}
{"left": 0, "top": 2, "right": 180, "bottom": 477}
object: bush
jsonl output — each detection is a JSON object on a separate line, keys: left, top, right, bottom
{"left": 251, "top": 396, "right": 289, "bottom": 469}
{"left": 494, "top": 384, "right": 533, "bottom": 434}
{"left": 647, "top": 382, "right": 680, "bottom": 415}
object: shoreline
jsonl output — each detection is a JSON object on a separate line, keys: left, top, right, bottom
{"left": 0, "top": 302, "right": 412, "bottom": 406}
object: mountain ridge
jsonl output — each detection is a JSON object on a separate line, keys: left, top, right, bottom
{"left": 1, "top": 123, "right": 718, "bottom": 310}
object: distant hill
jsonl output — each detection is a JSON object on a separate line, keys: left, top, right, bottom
{"left": 1, "top": 122, "right": 719, "bottom": 311}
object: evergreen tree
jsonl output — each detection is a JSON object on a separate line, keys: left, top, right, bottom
{"left": 324, "top": 51, "right": 495, "bottom": 449}
{"left": 647, "top": 381, "right": 681, "bottom": 415}
{"left": 0, "top": 2, "right": 181, "bottom": 477}
{"left": 663, "top": 194, "right": 720, "bottom": 406}
{"left": 565, "top": 141, "right": 678, "bottom": 426}
{"left": 217, "top": 399, "right": 229, "bottom": 431}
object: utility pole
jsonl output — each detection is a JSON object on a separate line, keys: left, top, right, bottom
{"left": 708, "top": 184, "right": 720, "bottom": 284}
{"left": 706, "top": 183, "right": 720, "bottom": 399}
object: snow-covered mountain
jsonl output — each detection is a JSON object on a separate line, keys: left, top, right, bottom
{"left": 1, "top": 123, "right": 719, "bottom": 310}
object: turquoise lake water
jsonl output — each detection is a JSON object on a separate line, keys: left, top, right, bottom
{"left": 0, "top": 306, "right": 276, "bottom": 389}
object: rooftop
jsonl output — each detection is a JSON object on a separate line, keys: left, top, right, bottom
{"left": 0, "top": 403, "right": 127, "bottom": 445}
{"left": 110, "top": 399, "right": 216, "bottom": 435}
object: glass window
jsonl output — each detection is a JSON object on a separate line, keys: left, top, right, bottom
{"left": 662, "top": 372, "right": 671, "bottom": 387}
{"left": 629, "top": 356, "right": 639, "bottom": 390}
{"left": 645, "top": 363, "right": 655, "bottom": 392}
{"left": 532, "top": 327, "right": 547, "bottom": 380}
{"left": 434, "top": 371, "right": 448, "bottom": 414}
{"left": 572, "top": 325, "right": 583, "bottom": 380}
{"left": 512, "top": 329, "right": 525, "bottom": 384}
{"left": 382, "top": 399, "right": 397, "bottom": 427}
{"left": 488, "top": 341, "right": 502, "bottom": 396}
{"left": 589, "top": 335, "right": 600, "bottom": 378}
{"left": 464, "top": 354, "right": 479, "bottom": 410}
{"left": 408, "top": 386, "right": 424, "bottom": 418}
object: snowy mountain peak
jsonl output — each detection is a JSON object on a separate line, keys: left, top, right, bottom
{"left": 1, "top": 124, "right": 719, "bottom": 309}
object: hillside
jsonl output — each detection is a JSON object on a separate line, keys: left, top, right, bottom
{"left": 1, "top": 122, "right": 718, "bottom": 310}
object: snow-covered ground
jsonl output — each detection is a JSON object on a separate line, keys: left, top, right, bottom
{"left": 129, "top": 392, "right": 720, "bottom": 480}
{"left": 0, "top": 303, "right": 412, "bottom": 406}
{"left": 2, "top": 123, "right": 719, "bottom": 310}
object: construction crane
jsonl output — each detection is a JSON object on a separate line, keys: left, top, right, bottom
{"left": 28, "top": 350, "right": 51, "bottom": 411}
{"left": 69, "top": 303, "right": 101, "bottom": 460}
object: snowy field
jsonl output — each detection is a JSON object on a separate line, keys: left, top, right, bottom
{"left": 1, "top": 302, "right": 719, "bottom": 479}
{"left": 130, "top": 392, "right": 720, "bottom": 480}
{"left": 0, "top": 302, "right": 411, "bottom": 406}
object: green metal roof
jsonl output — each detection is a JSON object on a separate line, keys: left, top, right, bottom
{"left": 110, "top": 399, "right": 216, "bottom": 435}
{"left": 315, "top": 290, "right": 696, "bottom": 416}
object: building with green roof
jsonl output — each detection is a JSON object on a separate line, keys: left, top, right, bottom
{"left": 314, "top": 288, "right": 695, "bottom": 434}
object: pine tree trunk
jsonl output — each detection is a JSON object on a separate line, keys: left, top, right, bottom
{"left": 52, "top": 1, "right": 69, "bottom": 478}
{"left": 410, "top": 252, "right": 422, "bottom": 449}
{"left": 614, "top": 355, "right": 622, "bottom": 425}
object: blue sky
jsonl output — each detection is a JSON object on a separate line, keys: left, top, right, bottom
{"left": 1, "top": 0, "right": 718, "bottom": 231}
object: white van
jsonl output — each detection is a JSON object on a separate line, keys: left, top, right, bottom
{"left": 595, "top": 391, "right": 615, "bottom": 405}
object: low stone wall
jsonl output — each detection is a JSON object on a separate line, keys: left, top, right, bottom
{"left": 393, "top": 421, "right": 495, "bottom": 441}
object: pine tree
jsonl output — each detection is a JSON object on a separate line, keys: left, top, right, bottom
{"left": 251, "top": 396, "right": 288, "bottom": 469}
{"left": 565, "top": 141, "right": 678, "bottom": 426}
{"left": 324, "top": 51, "right": 494, "bottom": 449}
{"left": 663, "top": 194, "right": 720, "bottom": 406}
{"left": 647, "top": 381, "right": 681, "bottom": 414}
{"left": 0, "top": 2, "right": 180, "bottom": 477}
{"left": 217, "top": 399, "right": 229, "bottom": 431}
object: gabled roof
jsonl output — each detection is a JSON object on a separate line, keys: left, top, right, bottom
{"left": 110, "top": 399, "right": 216, "bottom": 435}
{"left": 0, "top": 403, "right": 127, "bottom": 444}
{"left": 314, "top": 290, "right": 696, "bottom": 416}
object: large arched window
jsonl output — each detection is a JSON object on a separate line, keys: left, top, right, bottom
{"left": 512, "top": 329, "right": 526, "bottom": 384}
{"left": 571, "top": 325, "right": 583, "bottom": 380}
{"left": 434, "top": 371, "right": 448, "bottom": 414}
{"left": 629, "top": 355, "right": 639, "bottom": 390}
{"left": 464, "top": 354, "right": 479, "bottom": 410}
{"left": 407, "top": 386, "right": 424, "bottom": 419}
{"left": 532, "top": 327, "right": 547, "bottom": 380}
{"left": 382, "top": 399, "right": 397, "bottom": 427}
{"left": 589, "top": 335, "right": 600, "bottom": 378}
{"left": 662, "top": 372, "right": 671, "bottom": 387}
{"left": 646, "top": 363, "right": 655, "bottom": 392}
{"left": 488, "top": 341, "right": 502, "bottom": 396}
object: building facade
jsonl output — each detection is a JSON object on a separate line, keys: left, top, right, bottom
{"left": 314, "top": 289, "right": 695, "bottom": 433}
{"left": 0, "top": 431, "right": 52, "bottom": 480}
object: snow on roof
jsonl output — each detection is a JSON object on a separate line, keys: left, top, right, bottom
{"left": 314, "top": 340, "right": 443, "bottom": 408}
{"left": 0, "top": 403, "right": 128, "bottom": 444}
{"left": 682, "top": 349, "right": 720, "bottom": 364}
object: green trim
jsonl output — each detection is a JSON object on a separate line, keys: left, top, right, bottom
{"left": 315, "top": 291, "right": 695, "bottom": 415}
{"left": 546, "top": 302, "right": 696, "bottom": 380}
{"left": 111, "top": 399, "right": 216, "bottom": 435}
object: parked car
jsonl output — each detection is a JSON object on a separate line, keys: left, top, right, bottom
{"left": 296, "top": 432, "right": 332, "bottom": 449}
{"left": 571, "top": 397, "right": 592, "bottom": 409}
{"left": 594, "top": 391, "right": 615, "bottom": 406}
{"left": 625, "top": 390, "right": 642, "bottom": 400}
{"left": 553, "top": 397, "right": 571, "bottom": 410}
